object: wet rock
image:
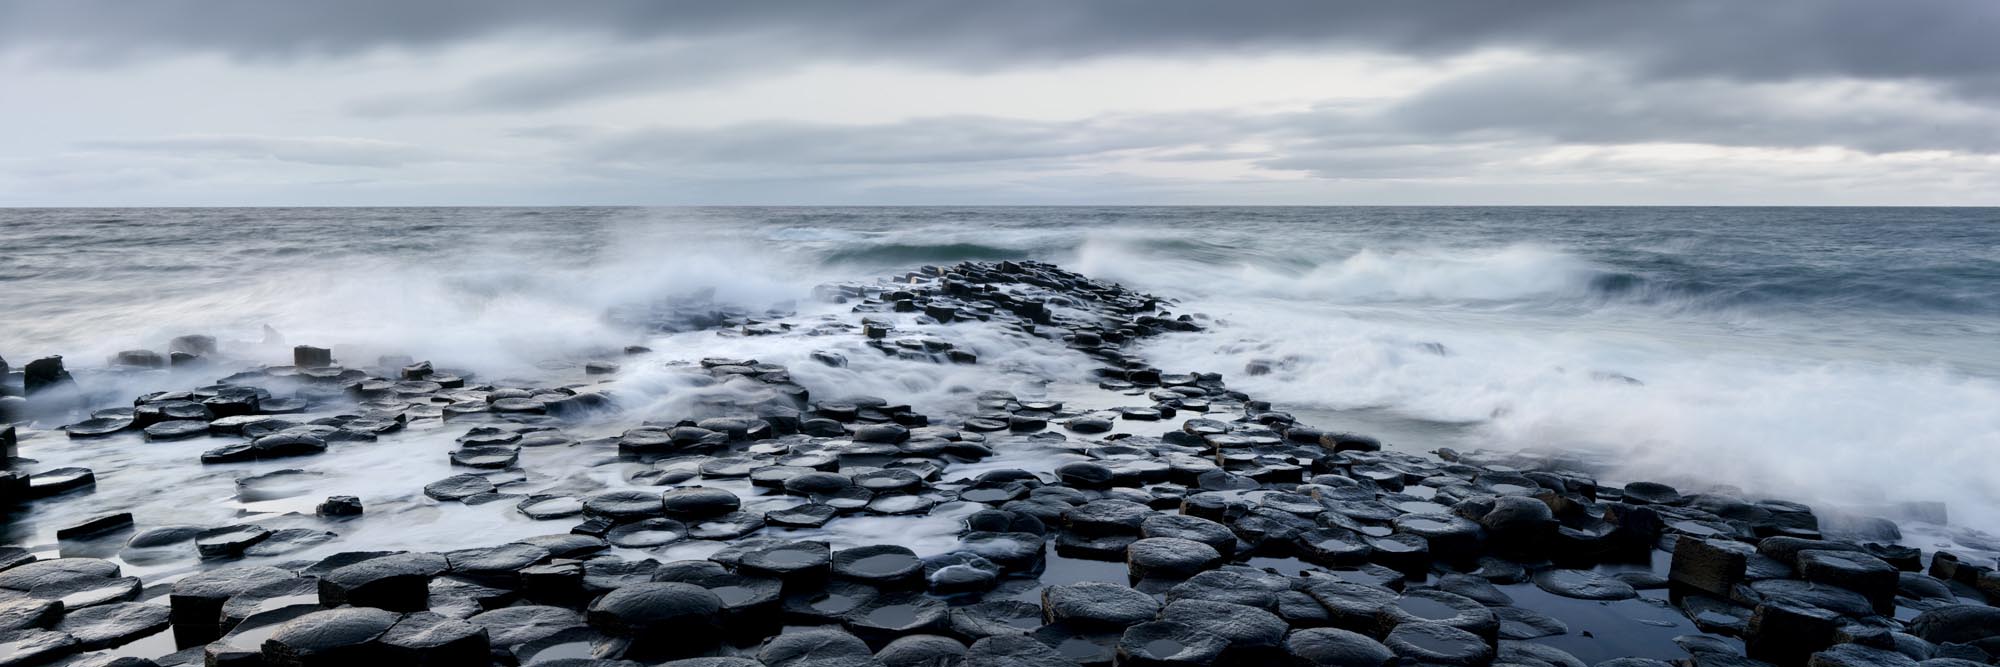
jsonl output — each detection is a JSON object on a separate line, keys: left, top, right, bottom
{"left": 0, "top": 558, "right": 119, "bottom": 592}
{"left": 28, "top": 467, "right": 96, "bottom": 496}
{"left": 1064, "top": 500, "right": 1151, "bottom": 535}
{"left": 64, "top": 418, "right": 133, "bottom": 439}
{"left": 605, "top": 518, "right": 687, "bottom": 549}
{"left": 1155, "top": 600, "right": 1286, "bottom": 663}
{"left": 1284, "top": 627, "right": 1395, "bottom": 667}
{"left": 1796, "top": 549, "right": 1897, "bottom": 613}
{"left": 316, "top": 496, "right": 363, "bottom": 517}
{"left": 877, "top": 634, "right": 967, "bottom": 667}
{"left": 464, "top": 605, "right": 582, "bottom": 659}
{"left": 0, "top": 591, "right": 60, "bottom": 633}
{"left": 169, "top": 565, "right": 293, "bottom": 639}
{"left": 0, "top": 628, "right": 79, "bottom": 665}
{"left": 1298, "top": 579, "right": 1400, "bottom": 630}
{"left": 53, "top": 601, "right": 170, "bottom": 649}
{"left": 1671, "top": 537, "right": 1748, "bottom": 599}
{"left": 582, "top": 490, "right": 663, "bottom": 521}
{"left": 292, "top": 346, "right": 335, "bottom": 369}
{"left": 768, "top": 504, "right": 839, "bottom": 528}
{"left": 1042, "top": 582, "right": 1159, "bottom": 628}
{"left": 687, "top": 511, "right": 767, "bottom": 540}
{"left": 1125, "top": 538, "right": 1221, "bottom": 580}
{"left": 1373, "top": 590, "right": 1499, "bottom": 644}
{"left": 660, "top": 487, "right": 742, "bottom": 519}
{"left": 963, "top": 634, "right": 1077, "bottom": 667}
{"left": 260, "top": 606, "right": 399, "bottom": 666}
{"left": 1746, "top": 599, "right": 1841, "bottom": 667}
{"left": 585, "top": 582, "right": 721, "bottom": 660}
{"left": 1532, "top": 569, "right": 1638, "bottom": 601}
{"left": 1139, "top": 515, "right": 1236, "bottom": 558}
{"left": 1908, "top": 605, "right": 2000, "bottom": 655}
{"left": 946, "top": 600, "right": 1042, "bottom": 641}
{"left": 56, "top": 513, "right": 134, "bottom": 540}
{"left": 846, "top": 591, "right": 948, "bottom": 645}
{"left": 196, "top": 525, "right": 273, "bottom": 559}
{"left": 24, "top": 356, "right": 75, "bottom": 396}
{"left": 319, "top": 552, "right": 449, "bottom": 611}
{"left": 832, "top": 546, "right": 925, "bottom": 589}
{"left": 377, "top": 611, "right": 488, "bottom": 666}
{"left": 759, "top": 626, "right": 881, "bottom": 667}
{"left": 1382, "top": 621, "right": 1491, "bottom": 666}
{"left": 1622, "top": 481, "right": 1683, "bottom": 505}
{"left": 923, "top": 552, "right": 1002, "bottom": 594}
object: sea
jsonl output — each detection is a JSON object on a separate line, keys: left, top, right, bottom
{"left": 4, "top": 205, "right": 1999, "bottom": 541}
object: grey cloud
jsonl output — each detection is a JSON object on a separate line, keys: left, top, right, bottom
{"left": 579, "top": 113, "right": 1245, "bottom": 166}
{"left": 5, "top": 1, "right": 1995, "bottom": 99}
{"left": 79, "top": 135, "right": 454, "bottom": 167}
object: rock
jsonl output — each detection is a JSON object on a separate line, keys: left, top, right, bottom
{"left": 1746, "top": 599, "right": 1841, "bottom": 667}
{"left": 1908, "top": 605, "right": 2000, "bottom": 654}
{"left": 1054, "top": 462, "right": 1115, "bottom": 489}
{"left": 293, "top": 346, "right": 334, "bottom": 368}
{"left": 0, "top": 628, "right": 79, "bottom": 665}
{"left": 832, "top": 545, "right": 925, "bottom": 589}
{"left": 1140, "top": 515, "right": 1236, "bottom": 558}
{"left": 1796, "top": 549, "right": 1898, "bottom": 613}
{"left": 1114, "top": 620, "right": 1227, "bottom": 667}
{"left": 845, "top": 591, "right": 948, "bottom": 645}
{"left": 28, "top": 467, "right": 96, "bottom": 496}
{"left": 0, "top": 558, "right": 119, "bottom": 592}
{"left": 605, "top": 519, "right": 687, "bottom": 549}
{"left": 24, "top": 356, "right": 74, "bottom": 396}
{"left": 1476, "top": 495, "right": 1557, "bottom": 555}
{"left": 585, "top": 582, "right": 721, "bottom": 659}
{"left": 53, "top": 601, "right": 170, "bottom": 649}
{"left": 466, "top": 605, "right": 582, "bottom": 649}
{"left": 963, "top": 634, "right": 1078, "bottom": 667}
{"left": 1809, "top": 643, "right": 1919, "bottom": 667}
{"left": 1382, "top": 622, "right": 1492, "bottom": 665}
{"left": 1671, "top": 537, "right": 1748, "bottom": 599}
{"left": 1284, "top": 627, "right": 1395, "bottom": 667}
{"left": 1622, "top": 481, "right": 1682, "bottom": 505}
{"left": 1155, "top": 600, "right": 1286, "bottom": 663}
{"left": 319, "top": 552, "right": 449, "bottom": 611}
{"left": 260, "top": 606, "right": 399, "bottom": 666}
{"left": 1372, "top": 590, "right": 1499, "bottom": 644}
{"left": 1531, "top": 569, "right": 1638, "bottom": 601}
{"left": 57, "top": 513, "right": 134, "bottom": 540}
{"left": 660, "top": 487, "right": 741, "bottom": 519}
{"left": 1042, "top": 582, "right": 1159, "bottom": 628}
{"left": 168, "top": 565, "right": 293, "bottom": 639}
{"left": 317, "top": 496, "right": 363, "bottom": 517}
{"left": 1125, "top": 538, "right": 1222, "bottom": 580}
{"left": 584, "top": 490, "right": 666, "bottom": 520}
{"left": 64, "top": 418, "right": 133, "bottom": 439}
{"left": 758, "top": 626, "right": 880, "bottom": 667}
{"left": 877, "top": 634, "right": 967, "bottom": 667}
{"left": 0, "top": 590, "right": 60, "bottom": 633}
{"left": 1064, "top": 500, "right": 1151, "bottom": 535}
{"left": 196, "top": 525, "right": 273, "bottom": 559}
{"left": 378, "top": 611, "right": 489, "bottom": 666}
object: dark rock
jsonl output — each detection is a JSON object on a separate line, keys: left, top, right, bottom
{"left": 319, "top": 552, "right": 449, "bottom": 611}
{"left": 1284, "top": 627, "right": 1395, "bottom": 667}
{"left": 24, "top": 356, "right": 75, "bottom": 396}
{"left": 0, "top": 628, "right": 79, "bottom": 665}
{"left": 660, "top": 487, "right": 742, "bottom": 519}
{"left": 293, "top": 346, "right": 334, "bottom": 368}
{"left": 1746, "top": 599, "right": 1841, "bottom": 667}
{"left": 963, "top": 634, "right": 1078, "bottom": 667}
{"left": 585, "top": 582, "right": 721, "bottom": 659}
{"left": 1372, "top": 590, "right": 1499, "bottom": 644}
{"left": 316, "top": 496, "right": 363, "bottom": 517}
{"left": 378, "top": 611, "right": 488, "bottom": 666}
{"left": 53, "top": 601, "right": 170, "bottom": 649}
{"left": 0, "top": 558, "right": 119, "bottom": 592}
{"left": 57, "top": 513, "right": 134, "bottom": 540}
{"left": 1125, "top": 538, "right": 1221, "bottom": 580}
{"left": 877, "top": 634, "right": 966, "bottom": 667}
{"left": 260, "top": 606, "right": 399, "bottom": 666}
{"left": 1908, "top": 605, "right": 2000, "bottom": 655}
{"left": 1671, "top": 537, "right": 1748, "bottom": 599}
{"left": 466, "top": 605, "right": 582, "bottom": 649}
{"left": 759, "top": 626, "right": 881, "bottom": 667}
{"left": 832, "top": 545, "right": 925, "bottom": 589}
{"left": 169, "top": 565, "right": 294, "bottom": 638}
{"left": 845, "top": 591, "right": 948, "bottom": 645}
{"left": 1042, "top": 582, "right": 1159, "bottom": 628}
{"left": 64, "top": 418, "right": 133, "bottom": 439}
{"left": 1155, "top": 600, "right": 1286, "bottom": 662}
{"left": 1532, "top": 569, "right": 1638, "bottom": 601}
{"left": 1796, "top": 549, "right": 1898, "bottom": 613}
{"left": 1139, "top": 515, "right": 1236, "bottom": 558}
{"left": 196, "top": 525, "right": 273, "bottom": 559}
{"left": 1382, "top": 621, "right": 1491, "bottom": 666}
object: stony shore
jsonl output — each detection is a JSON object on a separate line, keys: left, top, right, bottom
{"left": 1, "top": 260, "right": 1996, "bottom": 667}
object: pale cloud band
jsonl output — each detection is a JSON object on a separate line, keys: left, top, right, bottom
{"left": 2, "top": 1, "right": 1995, "bottom": 205}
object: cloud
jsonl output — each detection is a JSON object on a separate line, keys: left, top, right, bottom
{"left": 79, "top": 134, "right": 456, "bottom": 167}
{"left": 5, "top": 1, "right": 1996, "bottom": 100}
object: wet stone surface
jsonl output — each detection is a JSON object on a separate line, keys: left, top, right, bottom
{"left": 0, "top": 260, "right": 1993, "bottom": 666}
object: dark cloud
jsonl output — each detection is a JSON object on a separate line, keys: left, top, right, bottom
{"left": 5, "top": 0, "right": 1995, "bottom": 99}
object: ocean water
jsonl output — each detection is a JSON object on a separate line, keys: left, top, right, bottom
{"left": 4, "top": 206, "right": 1999, "bottom": 539}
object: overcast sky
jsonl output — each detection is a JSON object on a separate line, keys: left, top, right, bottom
{"left": 3, "top": 0, "right": 1997, "bottom": 206}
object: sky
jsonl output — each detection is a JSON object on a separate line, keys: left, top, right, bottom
{"left": 2, "top": 0, "right": 1997, "bottom": 206}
